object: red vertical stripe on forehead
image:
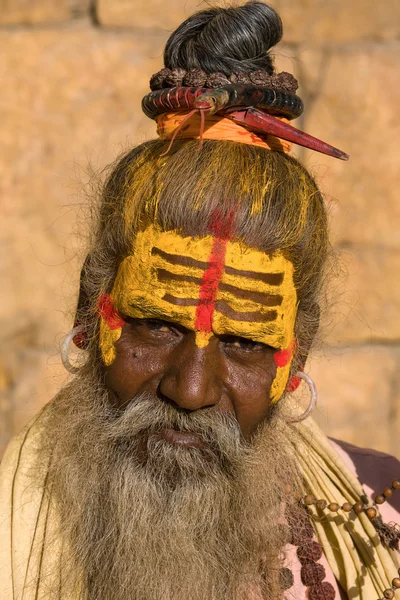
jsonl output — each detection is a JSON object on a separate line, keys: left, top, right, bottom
{"left": 195, "top": 208, "right": 235, "bottom": 333}
{"left": 194, "top": 238, "right": 228, "bottom": 333}
{"left": 210, "top": 207, "right": 236, "bottom": 239}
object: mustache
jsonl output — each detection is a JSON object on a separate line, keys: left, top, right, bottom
{"left": 90, "top": 393, "right": 247, "bottom": 471}
{"left": 82, "top": 393, "right": 249, "bottom": 483}
{"left": 101, "top": 393, "right": 242, "bottom": 443}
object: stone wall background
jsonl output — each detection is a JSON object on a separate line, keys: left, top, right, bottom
{"left": 1, "top": 0, "right": 399, "bottom": 457}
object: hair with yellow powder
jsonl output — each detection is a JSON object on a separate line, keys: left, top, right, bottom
{"left": 76, "top": 2, "right": 330, "bottom": 403}
{"left": 79, "top": 139, "right": 328, "bottom": 388}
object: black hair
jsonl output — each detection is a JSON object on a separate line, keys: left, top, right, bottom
{"left": 163, "top": 2, "right": 282, "bottom": 76}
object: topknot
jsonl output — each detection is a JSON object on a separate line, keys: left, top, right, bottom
{"left": 163, "top": 2, "right": 282, "bottom": 77}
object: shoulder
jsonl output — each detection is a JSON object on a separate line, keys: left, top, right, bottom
{"left": 0, "top": 407, "right": 52, "bottom": 524}
{"left": 0, "top": 409, "right": 52, "bottom": 599}
{"left": 0, "top": 408, "right": 48, "bottom": 484}
{"left": 330, "top": 438, "right": 400, "bottom": 519}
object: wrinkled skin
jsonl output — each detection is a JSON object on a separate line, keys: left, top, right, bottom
{"left": 106, "top": 320, "right": 277, "bottom": 440}
{"left": 105, "top": 232, "right": 285, "bottom": 446}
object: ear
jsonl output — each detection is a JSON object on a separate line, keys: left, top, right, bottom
{"left": 72, "top": 255, "right": 92, "bottom": 349}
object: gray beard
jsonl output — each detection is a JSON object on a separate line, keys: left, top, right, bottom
{"left": 38, "top": 366, "right": 302, "bottom": 600}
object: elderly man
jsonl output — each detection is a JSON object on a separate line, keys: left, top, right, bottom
{"left": 1, "top": 2, "right": 400, "bottom": 599}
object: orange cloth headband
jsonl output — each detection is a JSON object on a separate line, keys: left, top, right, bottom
{"left": 156, "top": 111, "right": 292, "bottom": 153}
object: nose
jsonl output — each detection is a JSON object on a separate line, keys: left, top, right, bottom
{"left": 159, "top": 336, "right": 222, "bottom": 411}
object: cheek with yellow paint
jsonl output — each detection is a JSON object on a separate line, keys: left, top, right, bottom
{"left": 99, "top": 319, "right": 122, "bottom": 366}
{"left": 98, "top": 225, "right": 298, "bottom": 404}
{"left": 270, "top": 340, "right": 296, "bottom": 404}
{"left": 98, "top": 293, "right": 125, "bottom": 367}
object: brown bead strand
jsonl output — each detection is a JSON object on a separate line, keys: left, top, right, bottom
{"left": 286, "top": 504, "right": 336, "bottom": 599}
{"left": 375, "top": 479, "right": 400, "bottom": 506}
{"left": 149, "top": 67, "right": 299, "bottom": 94}
{"left": 303, "top": 479, "right": 400, "bottom": 600}
{"left": 303, "top": 479, "right": 400, "bottom": 523}
{"left": 302, "top": 493, "right": 378, "bottom": 520}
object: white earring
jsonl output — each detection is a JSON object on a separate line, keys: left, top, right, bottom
{"left": 286, "top": 371, "right": 317, "bottom": 423}
{"left": 61, "top": 325, "right": 84, "bottom": 374}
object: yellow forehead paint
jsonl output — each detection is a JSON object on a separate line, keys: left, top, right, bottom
{"left": 98, "top": 224, "right": 297, "bottom": 403}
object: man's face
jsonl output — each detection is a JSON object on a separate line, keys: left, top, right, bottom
{"left": 99, "top": 224, "right": 297, "bottom": 440}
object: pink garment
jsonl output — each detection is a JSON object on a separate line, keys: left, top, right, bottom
{"left": 253, "top": 440, "right": 400, "bottom": 599}
{"left": 333, "top": 439, "right": 400, "bottom": 522}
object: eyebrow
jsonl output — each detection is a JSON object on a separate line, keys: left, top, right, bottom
{"left": 152, "top": 247, "right": 284, "bottom": 286}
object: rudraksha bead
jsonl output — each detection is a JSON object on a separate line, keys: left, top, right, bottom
{"left": 182, "top": 68, "right": 207, "bottom": 87}
{"left": 165, "top": 67, "right": 186, "bottom": 88}
{"left": 205, "top": 72, "right": 231, "bottom": 87}
{"left": 383, "top": 589, "right": 394, "bottom": 599}
{"left": 393, "top": 577, "right": 400, "bottom": 588}
{"left": 249, "top": 70, "right": 272, "bottom": 86}
{"left": 297, "top": 541, "right": 323, "bottom": 564}
{"left": 230, "top": 71, "right": 252, "bottom": 84}
{"left": 271, "top": 71, "right": 299, "bottom": 94}
{"left": 384, "top": 488, "right": 394, "bottom": 499}
{"left": 279, "top": 567, "right": 294, "bottom": 590}
{"left": 328, "top": 502, "right": 339, "bottom": 512}
{"left": 308, "top": 581, "right": 336, "bottom": 600}
{"left": 287, "top": 506, "right": 314, "bottom": 545}
{"left": 342, "top": 502, "right": 353, "bottom": 512}
{"left": 366, "top": 507, "right": 378, "bottom": 519}
{"left": 376, "top": 494, "right": 386, "bottom": 505}
{"left": 393, "top": 480, "right": 400, "bottom": 490}
{"left": 301, "top": 562, "right": 326, "bottom": 586}
{"left": 291, "top": 519, "right": 314, "bottom": 546}
{"left": 150, "top": 68, "right": 172, "bottom": 90}
{"left": 316, "top": 499, "right": 328, "bottom": 510}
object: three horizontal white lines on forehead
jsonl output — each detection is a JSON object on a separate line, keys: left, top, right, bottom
{"left": 151, "top": 247, "right": 284, "bottom": 323}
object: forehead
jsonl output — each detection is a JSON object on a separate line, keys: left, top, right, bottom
{"left": 113, "top": 225, "right": 297, "bottom": 348}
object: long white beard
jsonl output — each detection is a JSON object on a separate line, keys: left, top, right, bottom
{"left": 40, "top": 370, "right": 301, "bottom": 600}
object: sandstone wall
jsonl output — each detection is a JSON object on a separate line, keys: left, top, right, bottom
{"left": 1, "top": 0, "right": 399, "bottom": 457}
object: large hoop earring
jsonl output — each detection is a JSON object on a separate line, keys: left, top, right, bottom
{"left": 286, "top": 371, "right": 317, "bottom": 423}
{"left": 61, "top": 325, "right": 84, "bottom": 374}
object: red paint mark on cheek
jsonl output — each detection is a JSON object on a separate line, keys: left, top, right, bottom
{"left": 274, "top": 339, "right": 295, "bottom": 368}
{"left": 98, "top": 294, "right": 125, "bottom": 330}
{"left": 285, "top": 362, "right": 303, "bottom": 392}
{"left": 286, "top": 375, "right": 301, "bottom": 392}
{"left": 194, "top": 208, "right": 236, "bottom": 334}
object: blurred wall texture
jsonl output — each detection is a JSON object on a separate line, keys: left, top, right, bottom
{"left": 1, "top": 0, "right": 400, "bottom": 457}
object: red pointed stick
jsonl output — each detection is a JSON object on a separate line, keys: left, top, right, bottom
{"left": 227, "top": 107, "right": 349, "bottom": 160}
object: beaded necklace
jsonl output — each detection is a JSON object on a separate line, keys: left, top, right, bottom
{"left": 297, "top": 478, "right": 400, "bottom": 600}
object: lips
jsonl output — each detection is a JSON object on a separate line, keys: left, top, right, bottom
{"left": 157, "top": 428, "right": 205, "bottom": 448}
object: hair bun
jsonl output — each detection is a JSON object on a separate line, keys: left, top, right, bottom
{"left": 164, "top": 2, "right": 282, "bottom": 77}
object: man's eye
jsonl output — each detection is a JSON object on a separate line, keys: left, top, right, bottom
{"left": 141, "top": 319, "right": 172, "bottom": 332}
{"left": 222, "top": 335, "right": 267, "bottom": 351}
